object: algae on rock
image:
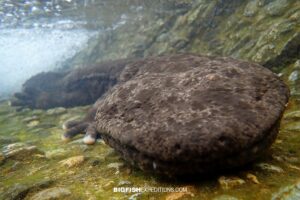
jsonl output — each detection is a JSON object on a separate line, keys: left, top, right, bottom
{"left": 63, "top": 0, "right": 300, "bottom": 74}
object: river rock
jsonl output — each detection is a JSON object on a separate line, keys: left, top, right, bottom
{"left": 0, "top": 180, "right": 53, "bottom": 200}
{"left": 264, "top": 0, "right": 290, "bottom": 16}
{"left": 218, "top": 176, "right": 245, "bottom": 190}
{"left": 22, "top": 116, "right": 39, "bottom": 123}
{"left": 256, "top": 163, "right": 284, "bottom": 173}
{"left": 59, "top": 155, "right": 85, "bottom": 167}
{"left": 46, "top": 107, "right": 67, "bottom": 115}
{"left": 2, "top": 143, "right": 44, "bottom": 160}
{"left": 95, "top": 54, "right": 289, "bottom": 176}
{"left": 272, "top": 181, "right": 300, "bottom": 200}
{"left": 29, "top": 187, "right": 72, "bottom": 200}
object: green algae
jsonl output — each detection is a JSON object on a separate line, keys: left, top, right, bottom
{"left": 0, "top": 92, "right": 300, "bottom": 200}
{"left": 67, "top": 0, "right": 300, "bottom": 72}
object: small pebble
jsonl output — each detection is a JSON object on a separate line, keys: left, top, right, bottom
{"left": 118, "top": 180, "right": 132, "bottom": 186}
{"left": 256, "top": 163, "right": 284, "bottom": 173}
{"left": 27, "top": 120, "right": 40, "bottom": 127}
{"left": 46, "top": 107, "right": 67, "bottom": 115}
{"left": 218, "top": 176, "right": 245, "bottom": 190}
{"left": 59, "top": 155, "right": 85, "bottom": 167}
{"left": 246, "top": 173, "right": 260, "bottom": 184}
{"left": 22, "top": 116, "right": 39, "bottom": 123}
{"left": 102, "top": 181, "right": 114, "bottom": 190}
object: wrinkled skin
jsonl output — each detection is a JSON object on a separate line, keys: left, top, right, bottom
{"left": 62, "top": 51, "right": 289, "bottom": 166}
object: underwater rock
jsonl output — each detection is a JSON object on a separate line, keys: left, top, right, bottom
{"left": 94, "top": 54, "right": 289, "bottom": 176}
{"left": 2, "top": 143, "right": 44, "bottom": 160}
{"left": 26, "top": 120, "right": 40, "bottom": 128}
{"left": 32, "top": 109, "right": 44, "bottom": 115}
{"left": 63, "top": 0, "right": 299, "bottom": 74}
{"left": 22, "top": 116, "right": 39, "bottom": 123}
{"left": 272, "top": 181, "right": 300, "bottom": 200}
{"left": 107, "top": 162, "right": 124, "bottom": 174}
{"left": 246, "top": 173, "right": 260, "bottom": 184}
{"left": 107, "top": 162, "right": 124, "bottom": 170}
{"left": 46, "top": 107, "right": 67, "bottom": 115}
{"left": 243, "top": 1, "right": 259, "bottom": 17}
{"left": 218, "top": 176, "right": 245, "bottom": 190}
{"left": 285, "top": 122, "right": 300, "bottom": 132}
{"left": 264, "top": 0, "right": 290, "bottom": 16}
{"left": 255, "top": 163, "right": 284, "bottom": 173}
{"left": 284, "top": 111, "right": 300, "bottom": 120}
{"left": 59, "top": 155, "right": 85, "bottom": 167}
{"left": 29, "top": 187, "right": 72, "bottom": 200}
{"left": 10, "top": 58, "right": 134, "bottom": 109}
{"left": 0, "top": 180, "right": 53, "bottom": 200}
{"left": 102, "top": 181, "right": 115, "bottom": 190}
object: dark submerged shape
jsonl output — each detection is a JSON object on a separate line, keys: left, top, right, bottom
{"left": 94, "top": 54, "right": 289, "bottom": 176}
{"left": 10, "top": 59, "right": 133, "bottom": 109}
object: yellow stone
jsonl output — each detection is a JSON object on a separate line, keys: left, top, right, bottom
{"left": 59, "top": 155, "right": 85, "bottom": 167}
{"left": 246, "top": 173, "right": 260, "bottom": 184}
{"left": 218, "top": 176, "right": 245, "bottom": 190}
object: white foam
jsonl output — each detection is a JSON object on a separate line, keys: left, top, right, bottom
{"left": 0, "top": 28, "right": 95, "bottom": 96}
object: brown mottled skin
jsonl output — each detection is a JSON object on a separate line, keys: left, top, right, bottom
{"left": 11, "top": 58, "right": 134, "bottom": 109}
{"left": 62, "top": 54, "right": 289, "bottom": 176}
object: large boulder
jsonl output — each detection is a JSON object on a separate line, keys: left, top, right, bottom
{"left": 95, "top": 54, "right": 289, "bottom": 176}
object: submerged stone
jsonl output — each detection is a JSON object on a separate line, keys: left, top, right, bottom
{"left": 272, "top": 181, "right": 300, "bottom": 200}
{"left": 29, "top": 187, "right": 72, "bottom": 200}
{"left": 218, "top": 176, "right": 245, "bottom": 190}
{"left": 246, "top": 173, "right": 260, "bottom": 184}
{"left": 0, "top": 180, "right": 53, "bottom": 200}
{"left": 255, "top": 163, "right": 284, "bottom": 173}
{"left": 95, "top": 54, "right": 289, "bottom": 176}
{"left": 26, "top": 120, "right": 40, "bottom": 127}
{"left": 22, "top": 116, "right": 39, "bottom": 123}
{"left": 59, "top": 155, "right": 85, "bottom": 168}
{"left": 46, "top": 107, "right": 67, "bottom": 115}
{"left": 285, "top": 122, "right": 300, "bottom": 132}
{"left": 264, "top": 0, "right": 290, "bottom": 16}
{"left": 2, "top": 143, "right": 44, "bottom": 160}
{"left": 284, "top": 111, "right": 300, "bottom": 119}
